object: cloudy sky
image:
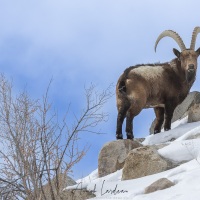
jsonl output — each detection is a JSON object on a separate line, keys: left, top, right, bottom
{"left": 1, "top": 0, "right": 200, "bottom": 179}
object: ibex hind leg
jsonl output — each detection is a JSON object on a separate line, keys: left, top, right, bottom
{"left": 116, "top": 100, "right": 130, "bottom": 140}
{"left": 126, "top": 111, "right": 134, "bottom": 140}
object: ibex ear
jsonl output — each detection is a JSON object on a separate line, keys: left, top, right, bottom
{"left": 196, "top": 47, "right": 200, "bottom": 56}
{"left": 173, "top": 48, "right": 181, "bottom": 58}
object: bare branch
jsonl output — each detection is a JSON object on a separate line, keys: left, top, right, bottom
{"left": 0, "top": 75, "right": 112, "bottom": 199}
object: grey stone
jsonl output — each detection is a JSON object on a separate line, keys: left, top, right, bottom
{"left": 41, "top": 174, "right": 77, "bottom": 199}
{"left": 122, "top": 146, "right": 169, "bottom": 180}
{"left": 66, "top": 176, "right": 77, "bottom": 187}
{"left": 134, "top": 138, "right": 145, "bottom": 143}
{"left": 152, "top": 143, "right": 169, "bottom": 151}
{"left": 186, "top": 132, "right": 200, "bottom": 140}
{"left": 144, "top": 178, "right": 175, "bottom": 194}
{"left": 188, "top": 95, "right": 200, "bottom": 122}
{"left": 98, "top": 139, "right": 142, "bottom": 177}
{"left": 61, "top": 189, "right": 95, "bottom": 200}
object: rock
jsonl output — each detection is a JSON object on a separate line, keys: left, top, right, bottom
{"left": 152, "top": 143, "right": 169, "bottom": 151}
{"left": 41, "top": 174, "right": 76, "bottom": 199}
{"left": 188, "top": 92, "right": 200, "bottom": 122}
{"left": 150, "top": 91, "right": 200, "bottom": 134}
{"left": 67, "top": 176, "right": 77, "bottom": 187}
{"left": 144, "top": 178, "right": 175, "bottom": 194}
{"left": 98, "top": 139, "right": 142, "bottom": 177}
{"left": 122, "top": 146, "right": 169, "bottom": 180}
{"left": 186, "top": 132, "right": 200, "bottom": 140}
{"left": 61, "top": 189, "right": 95, "bottom": 200}
{"left": 134, "top": 138, "right": 145, "bottom": 143}
{"left": 188, "top": 104, "right": 200, "bottom": 122}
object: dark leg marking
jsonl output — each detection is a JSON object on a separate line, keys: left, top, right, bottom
{"left": 116, "top": 112, "right": 126, "bottom": 139}
{"left": 125, "top": 111, "right": 134, "bottom": 140}
{"left": 154, "top": 107, "right": 164, "bottom": 134}
{"left": 116, "top": 102, "right": 130, "bottom": 140}
{"left": 164, "top": 102, "right": 177, "bottom": 131}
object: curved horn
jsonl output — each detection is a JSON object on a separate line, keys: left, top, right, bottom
{"left": 190, "top": 26, "right": 200, "bottom": 50}
{"left": 154, "top": 30, "right": 186, "bottom": 52}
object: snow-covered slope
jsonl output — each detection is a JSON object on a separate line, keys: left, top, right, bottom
{"left": 67, "top": 117, "right": 200, "bottom": 200}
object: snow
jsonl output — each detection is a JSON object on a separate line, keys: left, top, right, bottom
{"left": 142, "top": 116, "right": 200, "bottom": 145}
{"left": 66, "top": 116, "right": 200, "bottom": 200}
{"left": 158, "top": 139, "right": 200, "bottom": 163}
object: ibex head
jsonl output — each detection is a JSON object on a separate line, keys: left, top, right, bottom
{"left": 155, "top": 27, "right": 200, "bottom": 83}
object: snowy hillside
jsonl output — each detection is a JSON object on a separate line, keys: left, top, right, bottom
{"left": 67, "top": 116, "right": 200, "bottom": 200}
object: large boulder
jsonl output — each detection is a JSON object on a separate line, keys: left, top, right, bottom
{"left": 150, "top": 91, "right": 200, "bottom": 134}
{"left": 122, "top": 146, "right": 171, "bottom": 180}
{"left": 188, "top": 92, "right": 200, "bottom": 122}
{"left": 144, "top": 178, "right": 175, "bottom": 194}
{"left": 98, "top": 139, "right": 142, "bottom": 177}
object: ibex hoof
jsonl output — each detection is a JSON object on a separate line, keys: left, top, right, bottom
{"left": 116, "top": 134, "right": 123, "bottom": 140}
{"left": 154, "top": 129, "right": 160, "bottom": 134}
{"left": 126, "top": 133, "right": 134, "bottom": 140}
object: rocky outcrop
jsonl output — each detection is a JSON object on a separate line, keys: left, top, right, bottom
{"left": 66, "top": 176, "right": 77, "bottom": 187}
{"left": 188, "top": 92, "right": 200, "bottom": 122}
{"left": 186, "top": 132, "right": 200, "bottom": 140}
{"left": 144, "top": 178, "right": 175, "bottom": 194}
{"left": 98, "top": 139, "right": 142, "bottom": 177}
{"left": 61, "top": 189, "right": 95, "bottom": 200}
{"left": 41, "top": 174, "right": 76, "bottom": 199}
{"left": 122, "top": 146, "right": 172, "bottom": 180}
{"left": 150, "top": 91, "right": 200, "bottom": 134}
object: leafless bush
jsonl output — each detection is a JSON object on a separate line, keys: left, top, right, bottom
{"left": 0, "top": 75, "right": 112, "bottom": 199}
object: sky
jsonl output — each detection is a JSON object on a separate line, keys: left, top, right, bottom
{"left": 1, "top": 0, "right": 200, "bottom": 179}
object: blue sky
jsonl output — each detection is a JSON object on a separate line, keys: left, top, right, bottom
{"left": 1, "top": 0, "right": 200, "bottom": 179}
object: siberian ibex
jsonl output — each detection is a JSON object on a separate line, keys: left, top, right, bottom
{"left": 116, "top": 27, "right": 200, "bottom": 140}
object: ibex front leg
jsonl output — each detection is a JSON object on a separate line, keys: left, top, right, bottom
{"left": 164, "top": 102, "right": 177, "bottom": 131}
{"left": 154, "top": 107, "right": 164, "bottom": 134}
